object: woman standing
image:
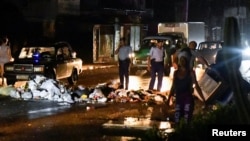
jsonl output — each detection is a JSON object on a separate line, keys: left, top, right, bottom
{"left": 0, "top": 36, "right": 12, "bottom": 85}
{"left": 166, "top": 48, "right": 203, "bottom": 124}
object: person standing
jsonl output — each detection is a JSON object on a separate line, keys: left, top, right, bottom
{"left": 115, "top": 38, "right": 132, "bottom": 90}
{"left": 166, "top": 48, "right": 204, "bottom": 124}
{"left": 188, "top": 41, "right": 209, "bottom": 69}
{"left": 172, "top": 40, "right": 186, "bottom": 69}
{"left": 188, "top": 41, "right": 207, "bottom": 102}
{"left": 0, "top": 36, "right": 12, "bottom": 85}
{"left": 147, "top": 40, "right": 165, "bottom": 92}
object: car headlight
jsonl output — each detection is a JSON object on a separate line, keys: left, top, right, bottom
{"left": 132, "top": 58, "right": 137, "bottom": 64}
{"left": 34, "top": 66, "right": 44, "bottom": 72}
{"left": 129, "top": 52, "right": 135, "bottom": 58}
{"left": 5, "top": 66, "right": 14, "bottom": 71}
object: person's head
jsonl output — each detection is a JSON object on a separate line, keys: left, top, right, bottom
{"left": 178, "top": 48, "right": 191, "bottom": 69}
{"left": 178, "top": 56, "right": 189, "bottom": 68}
{"left": 176, "top": 40, "right": 183, "bottom": 48}
{"left": 120, "top": 38, "right": 125, "bottom": 45}
{"left": 156, "top": 40, "right": 163, "bottom": 48}
{"left": 189, "top": 41, "right": 197, "bottom": 50}
{"left": 1, "top": 36, "right": 9, "bottom": 45}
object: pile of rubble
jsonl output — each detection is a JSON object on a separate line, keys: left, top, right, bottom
{"left": 0, "top": 75, "right": 168, "bottom": 105}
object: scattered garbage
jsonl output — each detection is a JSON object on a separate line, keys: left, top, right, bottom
{"left": 0, "top": 75, "right": 168, "bottom": 105}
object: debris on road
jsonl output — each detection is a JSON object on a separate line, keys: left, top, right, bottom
{"left": 0, "top": 75, "right": 169, "bottom": 105}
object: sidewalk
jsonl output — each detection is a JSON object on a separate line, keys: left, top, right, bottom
{"left": 82, "top": 63, "right": 117, "bottom": 70}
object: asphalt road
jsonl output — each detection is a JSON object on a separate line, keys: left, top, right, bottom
{"left": 0, "top": 64, "right": 178, "bottom": 141}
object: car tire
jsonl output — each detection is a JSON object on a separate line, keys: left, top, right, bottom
{"left": 68, "top": 69, "right": 78, "bottom": 85}
{"left": 45, "top": 70, "right": 56, "bottom": 80}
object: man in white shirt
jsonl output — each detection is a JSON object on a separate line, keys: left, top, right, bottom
{"left": 115, "top": 38, "right": 132, "bottom": 90}
{"left": 147, "top": 40, "right": 165, "bottom": 91}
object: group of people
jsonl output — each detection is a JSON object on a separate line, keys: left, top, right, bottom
{"left": 115, "top": 37, "right": 208, "bottom": 124}
{"left": 0, "top": 36, "right": 12, "bottom": 86}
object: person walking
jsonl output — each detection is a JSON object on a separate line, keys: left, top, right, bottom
{"left": 147, "top": 40, "right": 165, "bottom": 92}
{"left": 115, "top": 38, "right": 132, "bottom": 90}
{"left": 0, "top": 36, "right": 12, "bottom": 86}
{"left": 166, "top": 48, "right": 204, "bottom": 124}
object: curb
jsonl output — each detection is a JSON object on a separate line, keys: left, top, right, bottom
{"left": 82, "top": 64, "right": 117, "bottom": 70}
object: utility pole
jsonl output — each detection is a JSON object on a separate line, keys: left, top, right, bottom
{"left": 185, "top": 0, "right": 189, "bottom": 22}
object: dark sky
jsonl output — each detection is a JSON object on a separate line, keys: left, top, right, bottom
{"left": 0, "top": 1, "right": 25, "bottom": 39}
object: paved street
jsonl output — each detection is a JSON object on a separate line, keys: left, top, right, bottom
{"left": 0, "top": 64, "right": 179, "bottom": 141}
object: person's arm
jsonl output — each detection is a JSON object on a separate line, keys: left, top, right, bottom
{"left": 166, "top": 71, "right": 176, "bottom": 106}
{"left": 191, "top": 70, "right": 206, "bottom": 102}
{"left": 147, "top": 47, "right": 153, "bottom": 71}
{"left": 129, "top": 46, "right": 133, "bottom": 65}
{"left": 172, "top": 51, "right": 178, "bottom": 69}
{"left": 7, "top": 46, "right": 12, "bottom": 61}
{"left": 129, "top": 46, "right": 133, "bottom": 56}
{"left": 194, "top": 51, "right": 209, "bottom": 67}
{"left": 147, "top": 55, "right": 151, "bottom": 71}
{"left": 115, "top": 44, "right": 122, "bottom": 54}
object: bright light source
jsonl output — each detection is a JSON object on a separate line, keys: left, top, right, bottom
{"left": 5, "top": 66, "right": 14, "bottom": 71}
{"left": 34, "top": 66, "right": 44, "bottom": 72}
{"left": 88, "top": 66, "right": 94, "bottom": 70}
{"left": 243, "top": 48, "right": 250, "bottom": 56}
{"left": 129, "top": 52, "right": 135, "bottom": 58}
{"left": 159, "top": 121, "right": 171, "bottom": 129}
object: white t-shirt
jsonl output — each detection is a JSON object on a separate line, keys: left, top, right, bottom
{"left": 149, "top": 47, "right": 165, "bottom": 62}
{"left": 118, "top": 45, "right": 132, "bottom": 60}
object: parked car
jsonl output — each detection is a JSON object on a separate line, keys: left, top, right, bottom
{"left": 196, "top": 41, "right": 223, "bottom": 66}
{"left": 4, "top": 41, "right": 83, "bottom": 85}
{"left": 130, "top": 36, "right": 175, "bottom": 76}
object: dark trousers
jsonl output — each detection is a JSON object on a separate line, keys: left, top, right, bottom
{"left": 118, "top": 59, "right": 130, "bottom": 89}
{"left": 148, "top": 61, "right": 164, "bottom": 91}
{"left": 175, "top": 96, "right": 194, "bottom": 124}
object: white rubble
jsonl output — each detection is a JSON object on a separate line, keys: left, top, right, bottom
{"left": 0, "top": 75, "right": 168, "bottom": 104}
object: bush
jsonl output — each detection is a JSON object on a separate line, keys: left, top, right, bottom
{"left": 168, "top": 104, "right": 240, "bottom": 141}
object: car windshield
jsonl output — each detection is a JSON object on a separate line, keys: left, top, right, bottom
{"left": 19, "top": 47, "right": 55, "bottom": 59}
{"left": 141, "top": 39, "right": 171, "bottom": 50}
{"left": 198, "top": 42, "right": 222, "bottom": 50}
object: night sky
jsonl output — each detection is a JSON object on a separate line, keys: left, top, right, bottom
{"left": 0, "top": 0, "right": 246, "bottom": 39}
